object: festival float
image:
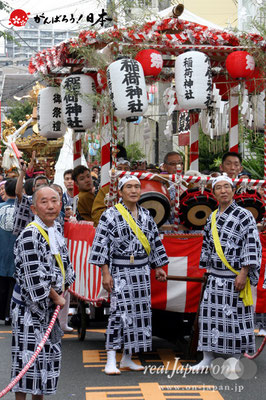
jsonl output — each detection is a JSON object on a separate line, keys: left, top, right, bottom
{"left": 24, "top": 6, "right": 266, "bottom": 349}
{"left": 1, "top": 83, "right": 65, "bottom": 180}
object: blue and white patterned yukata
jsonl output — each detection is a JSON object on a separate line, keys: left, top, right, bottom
{"left": 198, "top": 201, "right": 262, "bottom": 355}
{"left": 90, "top": 201, "right": 168, "bottom": 355}
{"left": 11, "top": 216, "right": 75, "bottom": 395}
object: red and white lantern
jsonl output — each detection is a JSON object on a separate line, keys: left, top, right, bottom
{"left": 175, "top": 51, "right": 212, "bottom": 110}
{"left": 61, "top": 74, "right": 96, "bottom": 130}
{"left": 225, "top": 51, "right": 255, "bottom": 79}
{"left": 135, "top": 49, "right": 163, "bottom": 77}
{"left": 38, "top": 87, "right": 66, "bottom": 139}
{"left": 107, "top": 58, "right": 148, "bottom": 119}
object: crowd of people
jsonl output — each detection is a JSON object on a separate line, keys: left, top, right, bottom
{"left": 0, "top": 148, "right": 265, "bottom": 397}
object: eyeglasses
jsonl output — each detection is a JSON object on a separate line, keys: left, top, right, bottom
{"left": 215, "top": 184, "right": 232, "bottom": 191}
{"left": 166, "top": 162, "right": 183, "bottom": 166}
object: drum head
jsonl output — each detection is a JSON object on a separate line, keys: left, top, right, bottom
{"left": 179, "top": 188, "right": 218, "bottom": 230}
{"left": 139, "top": 191, "right": 171, "bottom": 227}
{"left": 234, "top": 191, "right": 265, "bottom": 223}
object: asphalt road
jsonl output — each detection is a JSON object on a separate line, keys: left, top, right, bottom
{"left": 0, "top": 317, "right": 265, "bottom": 400}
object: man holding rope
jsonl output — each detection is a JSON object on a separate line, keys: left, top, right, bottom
{"left": 191, "top": 175, "right": 261, "bottom": 370}
{"left": 10, "top": 186, "right": 75, "bottom": 399}
{"left": 90, "top": 175, "right": 168, "bottom": 375}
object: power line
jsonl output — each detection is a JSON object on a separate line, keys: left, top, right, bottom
{"left": 5, "top": 0, "right": 97, "bottom": 17}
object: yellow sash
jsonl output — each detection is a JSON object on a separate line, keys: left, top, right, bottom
{"left": 211, "top": 210, "right": 253, "bottom": 307}
{"left": 28, "top": 222, "right": 65, "bottom": 291}
{"left": 115, "top": 203, "right": 151, "bottom": 256}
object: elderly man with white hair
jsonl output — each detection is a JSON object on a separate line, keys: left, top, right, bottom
{"left": 11, "top": 186, "right": 75, "bottom": 399}
{"left": 191, "top": 174, "right": 262, "bottom": 370}
{"left": 90, "top": 175, "right": 168, "bottom": 375}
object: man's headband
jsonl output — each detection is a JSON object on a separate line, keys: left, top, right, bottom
{"left": 212, "top": 175, "right": 233, "bottom": 189}
{"left": 118, "top": 175, "right": 141, "bottom": 190}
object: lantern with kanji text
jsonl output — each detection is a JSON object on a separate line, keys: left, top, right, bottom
{"left": 135, "top": 49, "right": 163, "bottom": 77}
{"left": 107, "top": 58, "right": 148, "bottom": 119}
{"left": 175, "top": 51, "right": 212, "bottom": 110}
{"left": 61, "top": 74, "right": 96, "bottom": 130}
{"left": 225, "top": 51, "right": 255, "bottom": 79}
{"left": 38, "top": 87, "right": 66, "bottom": 139}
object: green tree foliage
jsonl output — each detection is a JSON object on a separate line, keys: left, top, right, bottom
{"left": 6, "top": 100, "right": 33, "bottom": 129}
{"left": 125, "top": 142, "right": 145, "bottom": 163}
{"left": 242, "top": 129, "right": 264, "bottom": 179}
{"left": 198, "top": 128, "right": 228, "bottom": 173}
{"left": 0, "top": 1, "right": 13, "bottom": 41}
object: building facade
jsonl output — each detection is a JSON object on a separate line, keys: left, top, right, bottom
{"left": 4, "top": 19, "right": 73, "bottom": 65}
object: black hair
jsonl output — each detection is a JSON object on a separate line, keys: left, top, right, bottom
{"left": 5, "top": 178, "right": 17, "bottom": 197}
{"left": 33, "top": 174, "right": 49, "bottom": 187}
{"left": 238, "top": 170, "right": 252, "bottom": 179}
{"left": 117, "top": 144, "right": 127, "bottom": 159}
{"left": 163, "top": 151, "right": 183, "bottom": 164}
{"left": 24, "top": 178, "right": 34, "bottom": 196}
{"left": 222, "top": 152, "right": 242, "bottom": 164}
{"left": 72, "top": 165, "right": 90, "bottom": 182}
{"left": 64, "top": 169, "right": 73, "bottom": 178}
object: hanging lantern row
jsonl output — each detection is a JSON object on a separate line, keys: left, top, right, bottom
{"left": 38, "top": 50, "right": 263, "bottom": 139}
{"left": 38, "top": 75, "right": 97, "bottom": 139}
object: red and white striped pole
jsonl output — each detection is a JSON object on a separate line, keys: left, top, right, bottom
{"left": 107, "top": 115, "right": 118, "bottom": 208}
{"left": 264, "top": 123, "right": 266, "bottom": 205}
{"left": 111, "top": 115, "right": 118, "bottom": 171}
{"left": 229, "top": 86, "right": 239, "bottom": 153}
{"left": 73, "top": 130, "right": 83, "bottom": 196}
{"left": 0, "top": 306, "right": 60, "bottom": 398}
{"left": 100, "top": 114, "right": 111, "bottom": 188}
{"left": 189, "top": 112, "right": 199, "bottom": 171}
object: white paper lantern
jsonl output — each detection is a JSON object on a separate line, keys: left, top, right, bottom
{"left": 61, "top": 74, "right": 96, "bottom": 130}
{"left": 107, "top": 58, "right": 148, "bottom": 119}
{"left": 38, "top": 87, "right": 66, "bottom": 139}
{"left": 175, "top": 51, "right": 212, "bottom": 110}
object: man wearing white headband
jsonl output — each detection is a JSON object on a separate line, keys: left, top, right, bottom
{"left": 117, "top": 174, "right": 140, "bottom": 190}
{"left": 90, "top": 176, "right": 168, "bottom": 375}
{"left": 191, "top": 174, "right": 261, "bottom": 371}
